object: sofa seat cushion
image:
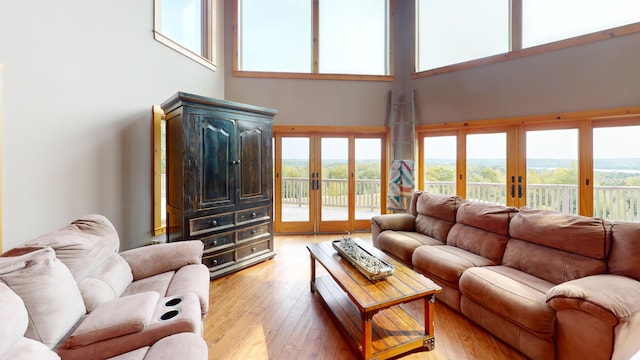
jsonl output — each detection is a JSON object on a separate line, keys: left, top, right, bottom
{"left": 377, "top": 230, "right": 444, "bottom": 264}
{"left": 412, "top": 245, "right": 495, "bottom": 285}
{"left": 459, "top": 265, "right": 556, "bottom": 338}
{"left": 66, "top": 292, "right": 160, "bottom": 348}
{"left": 121, "top": 272, "right": 173, "bottom": 299}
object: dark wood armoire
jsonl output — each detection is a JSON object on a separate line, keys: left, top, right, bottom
{"left": 161, "top": 92, "right": 277, "bottom": 279}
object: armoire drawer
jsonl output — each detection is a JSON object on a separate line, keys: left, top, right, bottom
{"left": 190, "top": 212, "right": 234, "bottom": 236}
{"left": 236, "top": 239, "right": 271, "bottom": 261}
{"left": 236, "top": 206, "right": 271, "bottom": 225}
{"left": 202, "top": 231, "right": 235, "bottom": 252}
{"left": 202, "top": 249, "right": 234, "bottom": 270}
{"left": 236, "top": 223, "right": 270, "bottom": 243}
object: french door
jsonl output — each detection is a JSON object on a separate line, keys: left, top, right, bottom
{"left": 274, "top": 132, "right": 385, "bottom": 234}
{"left": 420, "top": 123, "right": 584, "bottom": 212}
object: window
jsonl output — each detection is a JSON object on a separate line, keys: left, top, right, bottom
{"left": 415, "top": 0, "right": 640, "bottom": 75}
{"left": 523, "top": 0, "right": 640, "bottom": 48}
{"left": 235, "top": 0, "right": 392, "bottom": 80}
{"left": 154, "top": 0, "right": 216, "bottom": 70}
{"left": 416, "top": 0, "right": 509, "bottom": 71}
{"left": 416, "top": 107, "right": 640, "bottom": 221}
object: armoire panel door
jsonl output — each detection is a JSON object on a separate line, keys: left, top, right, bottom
{"left": 238, "top": 120, "right": 272, "bottom": 202}
{"left": 199, "top": 116, "right": 236, "bottom": 208}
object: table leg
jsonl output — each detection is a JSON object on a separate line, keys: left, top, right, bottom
{"left": 309, "top": 253, "right": 316, "bottom": 293}
{"left": 423, "top": 294, "right": 436, "bottom": 350}
{"left": 362, "top": 312, "right": 373, "bottom": 359}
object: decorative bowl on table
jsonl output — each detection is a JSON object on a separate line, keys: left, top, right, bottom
{"left": 332, "top": 237, "right": 394, "bottom": 281}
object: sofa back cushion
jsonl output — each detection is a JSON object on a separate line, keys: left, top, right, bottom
{"left": 503, "top": 239, "right": 607, "bottom": 284}
{"left": 446, "top": 201, "right": 517, "bottom": 263}
{"left": 25, "top": 214, "right": 133, "bottom": 311}
{"left": 608, "top": 221, "right": 640, "bottom": 281}
{"left": 0, "top": 246, "right": 86, "bottom": 348}
{"left": 505, "top": 207, "right": 609, "bottom": 284}
{"left": 509, "top": 207, "right": 610, "bottom": 258}
{"left": 414, "top": 192, "right": 465, "bottom": 242}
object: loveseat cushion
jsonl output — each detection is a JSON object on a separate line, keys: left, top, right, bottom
{"left": 459, "top": 265, "right": 556, "bottom": 338}
{"left": 609, "top": 221, "right": 640, "bottom": 282}
{"left": 0, "top": 246, "right": 86, "bottom": 349}
{"left": 66, "top": 292, "right": 160, "bottom": 348}
{"left": 25, "top": 214, "right": 134, "bottom": 311}
{"left": 28, "top": 214, "right": 121, "bottom": 281}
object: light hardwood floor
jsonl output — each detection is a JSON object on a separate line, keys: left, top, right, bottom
{"left": 205, "top": 234, "right": 528, "bottom": 360}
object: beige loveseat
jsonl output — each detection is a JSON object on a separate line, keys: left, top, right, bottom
{"left": 0, "top": 214, "right": 210, "bottom": 360}
{"left": 371, "top": 191, "right": 640, "bottom": 360}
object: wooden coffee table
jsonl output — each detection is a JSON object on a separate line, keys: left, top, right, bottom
{"left": 307, "top": 238, "right": 442, "bottom": 360}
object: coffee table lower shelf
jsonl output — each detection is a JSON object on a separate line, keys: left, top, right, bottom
{"left": 313, "top": 275, "right": 434, "bottom": 360}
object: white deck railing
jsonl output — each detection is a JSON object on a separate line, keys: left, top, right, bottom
{"left": 161, "top": 176, "right": 640, "bottom": 222}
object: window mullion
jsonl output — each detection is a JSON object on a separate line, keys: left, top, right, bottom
{"left": 510, "top": 0, "right": 523, "bottom": 51}
{"left": 313, "top": 0, "right": 319, "bottom": 73}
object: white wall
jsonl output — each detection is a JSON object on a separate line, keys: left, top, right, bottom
{"left": 0, "top": 0, "right": 225, "bottom": 250}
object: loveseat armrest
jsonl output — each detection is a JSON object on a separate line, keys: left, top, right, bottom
{"left": 370, "top": 214, "right": 416, "bottom": 247}
{"left": 547, "top": 274, "right": 640, "bottom": 325}
{"left": 119, "top": 241, "right": 204, "bottom": 281}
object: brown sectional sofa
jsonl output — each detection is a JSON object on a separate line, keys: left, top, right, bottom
{"left": 371, "top": 191, "right": 640, "bottom": 360}
{"left": 0, "top": 214, "right": 210, "bottom": 360}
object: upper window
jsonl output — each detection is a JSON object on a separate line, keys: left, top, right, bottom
{"left": 522, "top": 0, "right": 640, "bottom": 47}
{"left": 416, "top": 0, "right": 640, "bottom": 74}
{"left": 416, "top": 0, "right": 509, "bottom": 72}
{"left": 235, "top": 0, "right": 392, "bottom": 80}
{"left": 154, "top": 0, "right": 216, "bottom": 70}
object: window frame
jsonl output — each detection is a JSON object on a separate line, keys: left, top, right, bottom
{"left": 152, "top": 105, "right": 167, "bottom": 236}
{"left": 153, "top": 0, "right": 217, "bottom": 71}
{"left": 413, "top": 0, "right": 640, "bottom": 78}
{"left": 233, "top": 0, "right": 394, "bottom": 82}
{"left": 416, "top": 105, "right": 640, "bottom": 218}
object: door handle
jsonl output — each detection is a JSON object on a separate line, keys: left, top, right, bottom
{"left": 510, "top": 176, "right": 515, "bottom": 198}
{"left": 518, "top": 176, "right": 523, "bottom": 198}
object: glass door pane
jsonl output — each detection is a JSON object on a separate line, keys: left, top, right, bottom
{"left": 321, "top": 138, "right": 349, "bottom": 221}
{"left": 466, "top": 133, "right": 507, "bottom": 204}
{"left": 424, "top": 136, "right": 456, "bottom": 195}
{"left": 355, "top": 138, "right": 382, "bottom": 220}
{"left": 526, "top": 129, "right": 578, "bottom": 214}
{"left": 593, "top": 125, "right": 640, "bottom": 221}
{"left": 281, "top": 137, "right": 310, "bottom": 222}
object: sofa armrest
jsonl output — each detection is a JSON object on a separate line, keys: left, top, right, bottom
{"left": 547, "top": 274, "right": 640, "bottom": 325}
{"left": 370, "top": 214, "right": 416, "bottom": 247}
{"left": 119, "top": 241, "right": 203, "bottom": 281}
